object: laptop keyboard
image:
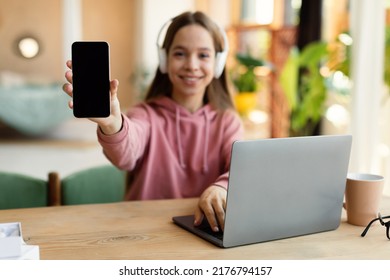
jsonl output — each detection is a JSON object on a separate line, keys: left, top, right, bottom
{"left": 196, "top": 221, "right": 224, "bottom": 240}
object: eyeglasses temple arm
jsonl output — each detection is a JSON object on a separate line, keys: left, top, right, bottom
{"left": 361, "top": 218, "right": 378, "bottom": 237}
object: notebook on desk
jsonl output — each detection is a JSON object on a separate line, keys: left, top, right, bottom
{"left": 173, "top": 135, "right": 352, "bottom": 248}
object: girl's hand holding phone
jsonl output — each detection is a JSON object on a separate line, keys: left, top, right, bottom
{"left": 63, "top": 59, "right": 123, "bottom": 135}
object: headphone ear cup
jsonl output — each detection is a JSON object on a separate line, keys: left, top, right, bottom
{"left": 214, "top": 51, "right": 227, "bottom": 78}
{"left": 158, "top": 48, "right": 167, "bottom": 73}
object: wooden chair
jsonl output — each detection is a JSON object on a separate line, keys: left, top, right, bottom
{"left": 51, "top": 165, "right": 126, "bottom": 205}
{"left": 0, "top": 171, "right": 59, "bottom": 209}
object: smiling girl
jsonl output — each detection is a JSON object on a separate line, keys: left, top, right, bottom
{"left": 63, "top": 11, "right": 243, "bottom": 232}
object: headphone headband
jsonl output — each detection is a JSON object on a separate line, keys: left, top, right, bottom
{"left": 156, "top": 17, "right": 229, "bottom": 78}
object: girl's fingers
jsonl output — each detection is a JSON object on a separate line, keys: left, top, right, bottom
{"left": 65, "top": 70, "right": 72, "bottom": 84}
{"left": 68, "top": 99, "right": 74, "bottom": 109}
{"left": 62, "top": 83, "right": 73, "bottom": 97}
{"left": 66, "top": 60, "right": 72, "bottom": 69}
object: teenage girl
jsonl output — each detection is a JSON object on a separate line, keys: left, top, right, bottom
{"left": 63, "top": 11, "right": 243, "bottom": 232}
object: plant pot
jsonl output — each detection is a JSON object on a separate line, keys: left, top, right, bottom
{"left": 234, "top": 92, "right": 257, "bottom": 115}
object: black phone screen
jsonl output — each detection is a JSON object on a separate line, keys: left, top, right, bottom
{"left": 71, "top": 41, "right": 110, "bottom": 118}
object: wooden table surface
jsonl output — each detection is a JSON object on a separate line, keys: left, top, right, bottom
{"left": 1, "top": 197, "right": 389, "bottom": 260}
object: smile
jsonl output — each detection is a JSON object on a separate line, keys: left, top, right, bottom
{"left": 180, "top": 76, "right": 202, "bottom": 81}
{"left": 179, "top": 75, "right": 204, "bottom": 86}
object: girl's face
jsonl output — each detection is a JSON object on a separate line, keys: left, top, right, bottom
{"left": 167, "top": 24, "right": 216, "bottom": 111}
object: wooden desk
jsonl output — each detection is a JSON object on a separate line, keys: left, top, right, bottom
{"left": 1, "top": 197, "right": 389, "bottom": 260}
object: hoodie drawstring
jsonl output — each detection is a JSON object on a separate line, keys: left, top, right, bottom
{"left": 175, "top": 107, "right": 210, "bottom": 174}
{"left": 175, "top": 108, "right": 186, "bottom": 168}
{"left": 202, "top": 111, "right": 209, "bottom": 173}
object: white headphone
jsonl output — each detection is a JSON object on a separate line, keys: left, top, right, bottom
{"left": 156, "top": 18, "right": 229, "bottom": 79}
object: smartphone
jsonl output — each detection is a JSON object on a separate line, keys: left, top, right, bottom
{"left": 71, "top": 41, "right": 110, "bottom": 118}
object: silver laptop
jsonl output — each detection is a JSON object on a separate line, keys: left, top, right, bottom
{"left": 173, "top": 135, "right": 352, "bottom": 248}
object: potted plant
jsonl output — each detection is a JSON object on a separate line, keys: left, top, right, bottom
{"left": 279, "top": 28, "right": 390, "bottom": 137}
{"left": 231, "top": 53, "right": 265, "bottom": 115}
{"left": 279, "top": 41, "right": 329, "bottom": 136}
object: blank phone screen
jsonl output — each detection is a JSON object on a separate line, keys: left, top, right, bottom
{"left": 71, "top": 41, "right": 110, "bottom": 118}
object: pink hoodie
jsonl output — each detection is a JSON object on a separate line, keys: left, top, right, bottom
{"left": 97, "top": 96, "right": 243, "bottom": 200}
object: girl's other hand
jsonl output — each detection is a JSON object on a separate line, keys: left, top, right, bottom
{"left": 194, "top": 185, "right": 227, "bottom": 232}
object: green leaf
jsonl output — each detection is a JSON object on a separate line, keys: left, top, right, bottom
{"left": 280, "top": 42, "right": 329, "bottom": 136}
{"left": 299, "top": 41, "right": 328, "bottom": 67}
{"left": 384, "top": 26, "right": 390, "bottom": 90}
{"left": 279, "top": 47, "right": 299, "bottom": 109}
{"left": 236, "top": 53, "right": 265, "bottom": 68}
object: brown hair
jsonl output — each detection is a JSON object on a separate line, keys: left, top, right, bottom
{"left": 144, "top": 11, "right": 234, "bottom": 111}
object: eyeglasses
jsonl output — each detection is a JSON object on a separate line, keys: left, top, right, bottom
{"left": 361, "top": 213, "right": 390, "bottom": 240}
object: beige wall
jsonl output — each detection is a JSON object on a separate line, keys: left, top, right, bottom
{"left": 0, "top": 0, "right": 63, "bottom": 81}
{"left": 0, "top": 0, "right": 137, "bottom": 108}
{"left": 82, "top": 0, "right": 136, "bottom": 108}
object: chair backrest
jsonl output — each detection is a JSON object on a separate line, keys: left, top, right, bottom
{"left": 0, "top": 171, "right": 57, "bottom": 209}
{"left": 61, "top": 165, "right": 126, "bottom": 205}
